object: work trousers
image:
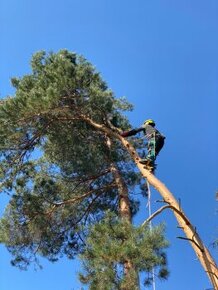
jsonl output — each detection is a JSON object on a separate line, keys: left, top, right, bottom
{"left": 147, "top": 135, "right": 165, "bottom": 162}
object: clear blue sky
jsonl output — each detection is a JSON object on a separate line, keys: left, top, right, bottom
{"left": 1, "top": 0, "right": 218, "bottom": 289}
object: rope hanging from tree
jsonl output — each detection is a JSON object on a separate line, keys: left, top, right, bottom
{"left": 146, "top": 180, "right": 156, "bottom": 290}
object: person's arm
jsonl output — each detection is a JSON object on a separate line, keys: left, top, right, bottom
{"left": 120, "top": 127, "right": 144, "bottom": 137}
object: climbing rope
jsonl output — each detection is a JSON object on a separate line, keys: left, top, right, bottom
{"left": 146, "top": 180, "right": 156, "bottom": 290}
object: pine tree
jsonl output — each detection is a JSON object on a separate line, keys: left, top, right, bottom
{"left": 0, "top": 50, "right": 169, "bottom": 288}
{"left": 1, "top": 50, "right": 217, "bottom": 289}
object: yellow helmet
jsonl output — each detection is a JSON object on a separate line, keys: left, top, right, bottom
{"left": 144, "top": 119, "right": 155, "bottom": 126}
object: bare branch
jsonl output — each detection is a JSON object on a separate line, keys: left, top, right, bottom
{"left": 177, "top": 236, "right": 204, "bottom": 252}
{"left": 141, "top": 205, "right": 172, "bottom": 226}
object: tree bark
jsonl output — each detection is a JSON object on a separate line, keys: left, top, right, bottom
{"left": 110, "top": 163, "right": 131, "bottom": 222}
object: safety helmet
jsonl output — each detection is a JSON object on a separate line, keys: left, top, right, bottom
{"left": 144, "top": 119, "right": 155, "bottom": 126}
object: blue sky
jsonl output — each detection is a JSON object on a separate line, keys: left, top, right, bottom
{"left": 1, "top": 0, "right": 218, "bottom": 289}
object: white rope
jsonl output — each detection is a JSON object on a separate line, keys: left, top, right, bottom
{"left": 146, "top": 180, "right": 156, "bottom": 290}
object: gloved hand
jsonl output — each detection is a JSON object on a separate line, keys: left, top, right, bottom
{"left": 120, "top": 129, "right": 137, "bottom": 137}
{"left": 120, "top": 131, "right": 129, "bottom": 137}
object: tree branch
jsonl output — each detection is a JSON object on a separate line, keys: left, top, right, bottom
{"left": 53, "top": 183, "right": 116, "bottom": 207}
{"left": 177, "top": 236, "right": 204, "bottom": 252}
{"left": 141, "top": 205, "right": 172, "bottom": 226}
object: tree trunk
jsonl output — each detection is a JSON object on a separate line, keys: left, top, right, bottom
{"left": 82, "top": 116, "right": 218, "bottom": 289}
{"left": 106, "top": 135, "right": 139, "bottom": 288}
{"left": 111, "top": 164, "right": 139, "bottom": 289}
{"left": 119, "top": 136, "right": 218, "bottom": 289}
{"left": 110, "top": 164, "right": 131, "bottom": 222}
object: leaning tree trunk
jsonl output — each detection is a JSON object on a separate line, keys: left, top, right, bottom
{"left": 119, "top": 135, "right": 218, "bottom": 289}
{"left": 82, "top": 116, "right": 218, "bottom": 289}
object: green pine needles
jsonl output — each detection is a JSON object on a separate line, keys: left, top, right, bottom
{"left": 0, "top": 50, "right": 169, "bottom": 288}
{"left": 79, "top": 213, "right": 169, "bottom": 289}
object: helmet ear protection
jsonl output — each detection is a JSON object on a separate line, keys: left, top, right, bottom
{"left": 144, "top": 119, "right": 155, "bottom": 126}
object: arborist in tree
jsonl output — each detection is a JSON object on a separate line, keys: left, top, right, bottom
{"left": 121, "top": 119, "right": 165, "bottom": 166}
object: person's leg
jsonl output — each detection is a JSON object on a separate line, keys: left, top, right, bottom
{"left": 139, "top": 138, "right": 155, "bottom": 168}
{"left": 155, "top": 136, "right": 165, "bottom": 157}
{"left": 147, "top": 138, "right": 156, "bottom": 162}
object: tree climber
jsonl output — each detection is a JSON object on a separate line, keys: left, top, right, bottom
{"left": 120, "top": 119, "right": 165, "bottom": 166}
